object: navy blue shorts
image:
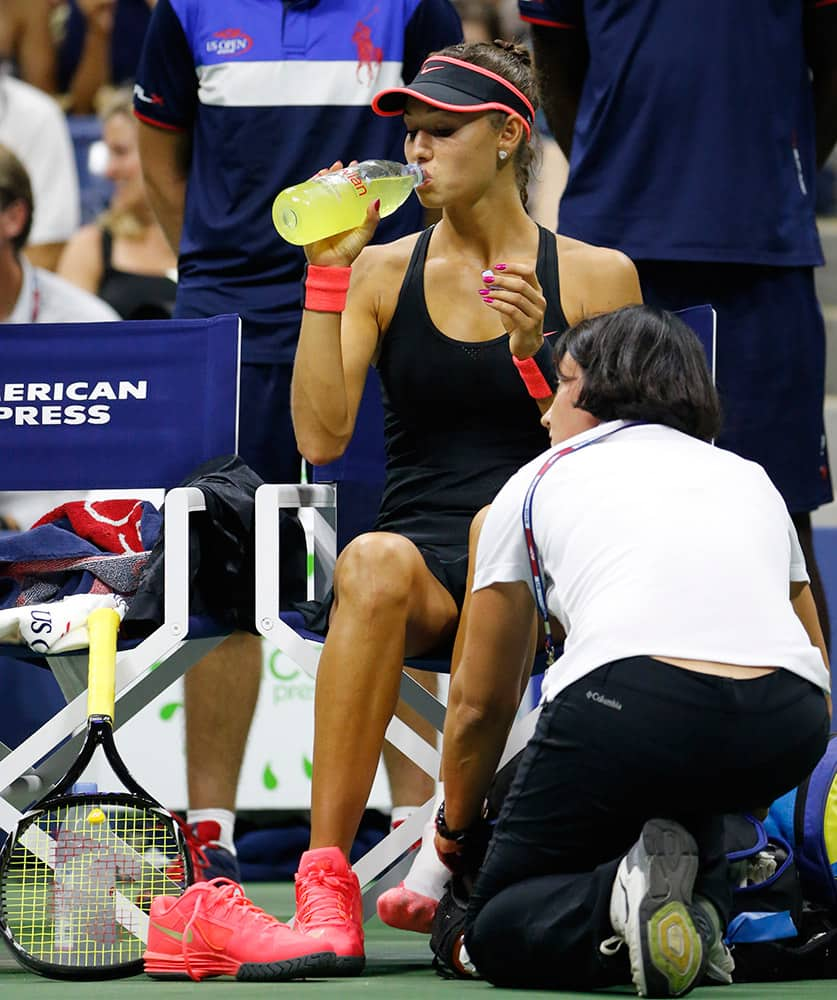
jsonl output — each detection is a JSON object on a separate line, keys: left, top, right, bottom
{"left": 637, "top": 262, "right": 832, "bottom": 513}
{"left": 237, "top": 362, "right": 302, "bottom": 484}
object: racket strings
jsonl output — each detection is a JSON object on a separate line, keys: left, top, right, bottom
{"left": 1, "top": 800, "right": 186, "bottom": 969}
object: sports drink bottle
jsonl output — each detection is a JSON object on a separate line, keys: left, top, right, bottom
{"left": 272, "top": 159, "right": 424, "bottom": 245}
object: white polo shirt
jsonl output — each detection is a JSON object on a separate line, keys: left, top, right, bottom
{"left": 475, "top": 421, "right": 830, "bottom": 701}
{"left": 7, "top": 257, "right": 118, "bottom": 325}
{"left": 0, "top": 76, "right": 80, "bottom": 247}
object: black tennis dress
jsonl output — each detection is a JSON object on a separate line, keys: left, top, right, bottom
{"left": 372, "top": 223, "right": 568, "bottom": 608}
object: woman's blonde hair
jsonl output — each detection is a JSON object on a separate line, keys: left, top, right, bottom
{"left": 96, "top": 87, "right": 146, "bottom": 239}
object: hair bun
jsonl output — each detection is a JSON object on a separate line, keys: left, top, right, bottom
{"left": 492, "top": 38, "right": 533, "bottom": 68}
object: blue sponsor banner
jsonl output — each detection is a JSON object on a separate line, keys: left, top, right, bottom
{"left": 0, "top": 314, "right": 240, "bottom": 490}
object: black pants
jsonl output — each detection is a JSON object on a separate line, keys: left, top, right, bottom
{"left": 464, "top": 657, "right": 830, "bottom": 991}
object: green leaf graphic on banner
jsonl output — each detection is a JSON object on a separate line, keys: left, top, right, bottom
{"left": 159, "top": 702, "right": 182, "bottom": 721}
{"left": 263, "top": 764, "right": 279, "bottom": 790}
{"left": 303, "top": 756, "right": 313, "bottom": 780}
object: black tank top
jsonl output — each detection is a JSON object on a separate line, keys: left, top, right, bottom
{"left": 98, "top": 229, "right": 177, "bottom": 320}
{"left": 373, "top": 224, "right": 568, "bottom": 546}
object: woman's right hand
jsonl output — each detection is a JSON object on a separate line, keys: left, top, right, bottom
{"left": 304, "top": 161, "right": 381, "bottom": 269}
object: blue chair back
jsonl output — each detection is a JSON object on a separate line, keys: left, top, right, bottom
{"left": 0, "top": 315, "right": 240, "bottom": 490}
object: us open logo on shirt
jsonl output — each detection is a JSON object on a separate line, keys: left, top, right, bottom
{"left": 206, "top": 28, "right": 253, "bottom": 57}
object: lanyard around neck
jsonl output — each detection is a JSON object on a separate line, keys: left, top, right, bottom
{"left": 29, "top": 268, "right": 40, "bottom": 322}
{"left": 521, "top": 421, "right": 644, "bottom": 666}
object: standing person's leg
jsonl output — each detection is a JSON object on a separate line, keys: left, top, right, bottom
{"left": 182, "top": 362, "right": 302, "bottom": 878}
{"left": 637, "top": 261, "right": 832, "bottom": 651}
{"left": 382, "top": 666, "right": 438, "bottom": 820}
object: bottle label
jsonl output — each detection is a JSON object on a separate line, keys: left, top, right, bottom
{"left": 346, "top": 171, "right": 368, "bottom": 198}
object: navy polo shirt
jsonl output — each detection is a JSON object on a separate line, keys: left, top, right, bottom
{"left": 134, "top": 0, "right": 462, "bottom": 363}
{"left": 519, "top": 0, "right": 827, "bottom": 266}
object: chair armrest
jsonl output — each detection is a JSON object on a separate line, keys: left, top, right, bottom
{"left": 161, "top": 486, "right": 207, "bottom": 635}
{"left": 254, "top": 483, "right": 337, "bottom": 634}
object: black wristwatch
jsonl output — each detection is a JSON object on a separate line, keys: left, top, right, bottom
{"left": 435, "top": 800, "right": 474, "bottom": 844}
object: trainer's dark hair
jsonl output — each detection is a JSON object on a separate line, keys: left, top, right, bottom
{"left": 553, "top": 305, "right": 722, "bottom": 442}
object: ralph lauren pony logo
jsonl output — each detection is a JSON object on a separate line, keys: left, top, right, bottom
{"left": 352, "top": 8, "right": 383, "bottom": 84}
{"left": 206, "top": 28, "right": 253, "bottom": 57}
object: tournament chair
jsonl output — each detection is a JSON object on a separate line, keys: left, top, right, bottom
{"left": 0, "top": 314, "right": 241, "bottom": 896}
{"left": 255, "top": 306, "right": 718, "bottom": 919}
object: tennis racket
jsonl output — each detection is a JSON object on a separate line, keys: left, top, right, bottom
{"left": 0, "top": 607, "right": 191, "bottom": 979}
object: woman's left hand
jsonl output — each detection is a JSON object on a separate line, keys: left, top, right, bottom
{"left": 480, "top": 262, "right": 546, "bottom": 360}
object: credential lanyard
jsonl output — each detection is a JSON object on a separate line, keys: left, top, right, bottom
{"left": 522, "top": 421, "right": 644, "bottom": 666}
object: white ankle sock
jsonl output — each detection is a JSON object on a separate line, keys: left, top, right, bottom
{"left": 401, "top": 791, "right": 450, "bottom": 901}
{"left": 187, "top": 808, "right": 237, "bottom": 855}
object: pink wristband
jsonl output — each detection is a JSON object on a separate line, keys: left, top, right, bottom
{"left": 513, "top": 355, "right": 553, "bottom": 399}
{"left": 304, "top": 264, "right": 352, "bottom": 313}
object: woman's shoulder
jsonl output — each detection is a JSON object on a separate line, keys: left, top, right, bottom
{"left": 555, "top": 233, "right": 633, "bottom": 274}
{"left": 555, "top": 233, "right": 642, "bottom": 321}
{"left": 64, "top": 223, "right": 104, "bottom": 254}
{"left": 353, "top": 230, "right": 424, "bottom": 298}
{"left": 56, "top": 223, "right": 105, "bottom": 287}
{"left": 356, "top": 230, "right": 423, "bottom": 271}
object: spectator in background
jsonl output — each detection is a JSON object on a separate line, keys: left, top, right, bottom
{"left": 0, "top": 74, "right": 80, "bottom": 270}
{"left": 520, "top": 0, "right": 837, "bottom": 651}
{"left": 454, "top": 0, "right": 566, "bottom": 229}
{"left": 0, "top": 143, "right": 116, "bottom": 323}
{"left": 58, "top": 0, "right": 153, "bottom": 114}
{"left": 58, "top": 89, "right": 176, "bottom": 318}
{"left": 0, "top": 0, "right": 57, "bottom": 93}
{"left": 133, "top": 0, "right": 463, "bottom": 885}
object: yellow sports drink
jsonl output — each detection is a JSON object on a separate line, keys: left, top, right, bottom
{"left": 272, "top": 159, "right": 424, "bottom": 245}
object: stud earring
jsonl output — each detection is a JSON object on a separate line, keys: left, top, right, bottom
{"left": 498, "top": 150, "right": 509, "bottom": 161}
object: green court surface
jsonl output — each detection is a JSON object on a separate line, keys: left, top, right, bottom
{"left": 0, "top": 881, "right": 832, "bottom": 999}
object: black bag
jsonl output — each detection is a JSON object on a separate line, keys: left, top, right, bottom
{"left": 724, "top": 812, "right": 837, "bottom": 981}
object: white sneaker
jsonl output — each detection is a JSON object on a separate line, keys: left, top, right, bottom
{"left": 610, "top": 819, "right": 706, "bottom": 997}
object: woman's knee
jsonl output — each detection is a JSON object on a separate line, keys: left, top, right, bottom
{"left": 333, "top": 532, "right": 421, "bottom": 611}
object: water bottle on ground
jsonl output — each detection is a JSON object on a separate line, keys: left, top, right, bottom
{"left": 272, "top": 159, "right": 424, "bottom": 245}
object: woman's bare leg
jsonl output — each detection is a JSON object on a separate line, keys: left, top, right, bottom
{"left": 309, "top": 532, "right": 457, "bottom": 856}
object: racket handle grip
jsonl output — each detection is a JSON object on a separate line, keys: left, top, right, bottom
{"left": 87, "top": 607, "right": 120, "bottom": 719}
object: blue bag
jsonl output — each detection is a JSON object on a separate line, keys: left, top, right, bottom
{"left": 766, "top": 732, "right": 837, "bottom": 907}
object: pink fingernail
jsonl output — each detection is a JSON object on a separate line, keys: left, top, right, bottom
{"left": 478, "top": 288, "right": 490, "bottom": 296}
{"left": 482, "top": 276, "right": 494, "bottom": 284}
{"left": 494, "top": 263, "right": 507, "bottom": 271}
{"left": 482, "top": 296, "right": 494, "bottom": 304}
{"left": 373, "top": 199, "right": 381, "bottom": 211}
